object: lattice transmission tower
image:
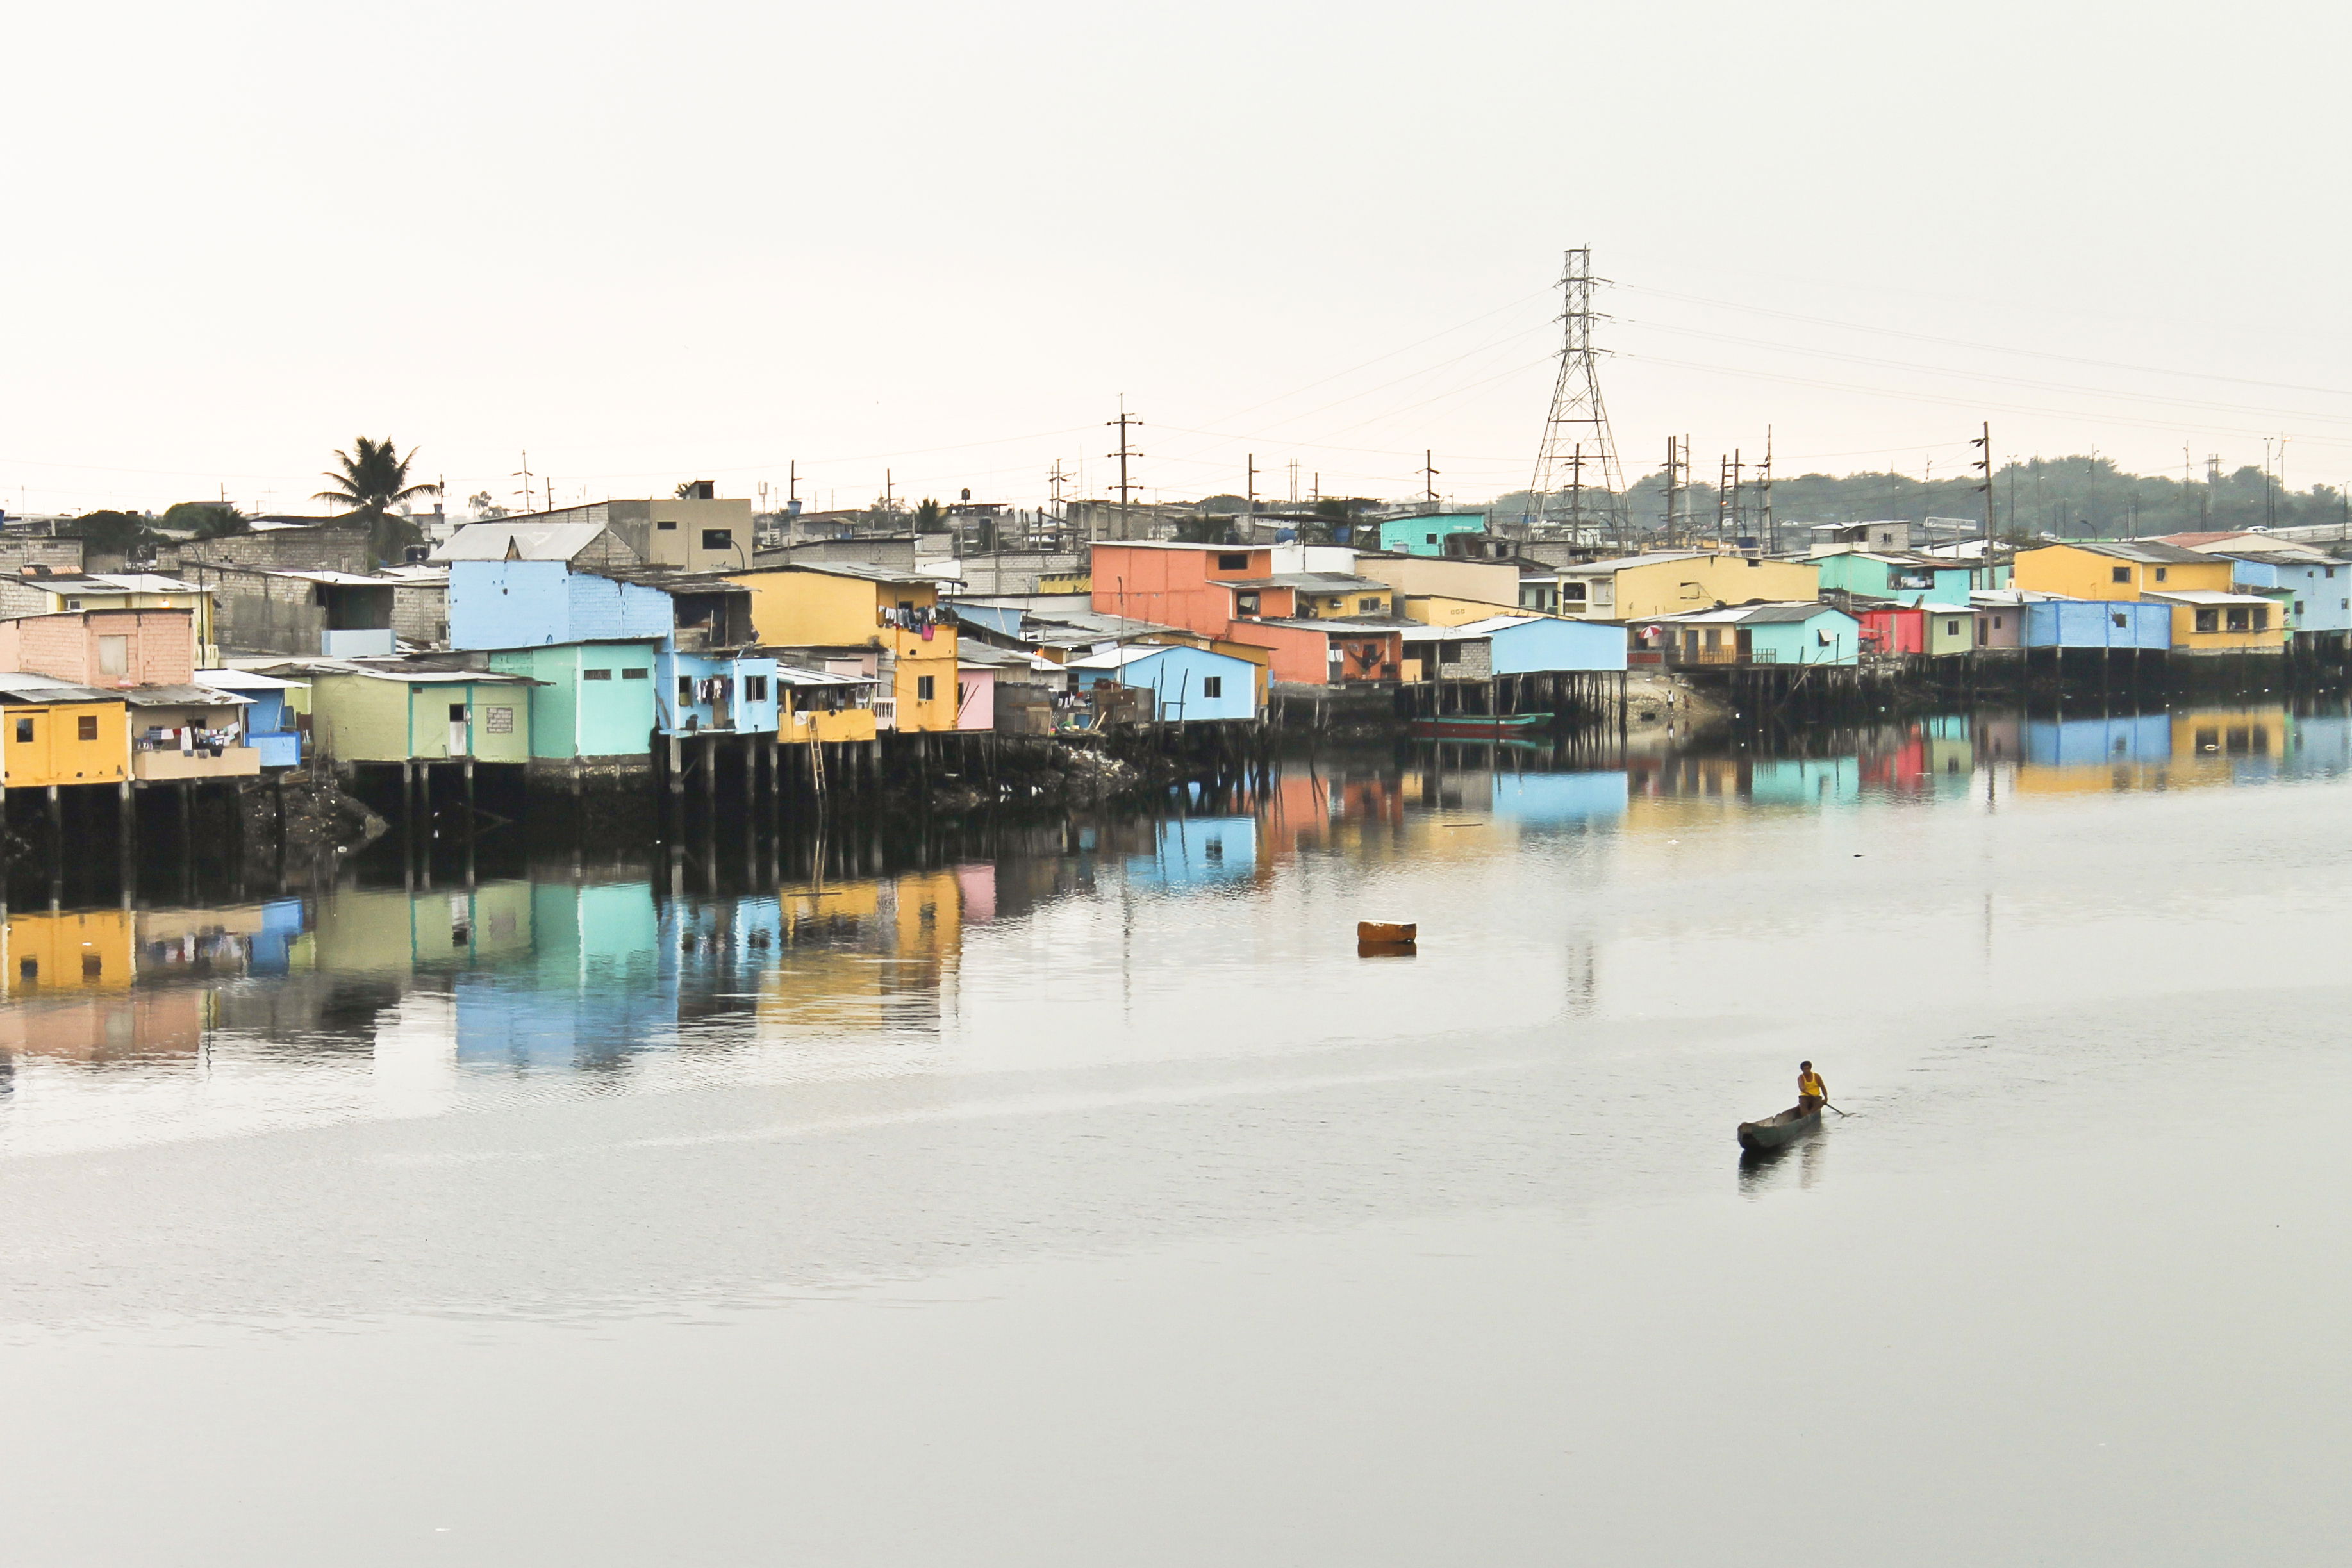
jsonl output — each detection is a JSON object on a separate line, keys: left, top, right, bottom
{"left": 1526, "top": 247, "right": 1627, "bottom": 539}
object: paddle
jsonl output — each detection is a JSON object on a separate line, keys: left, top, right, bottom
{"left": 1822, "top": 1102, "right": 1849, "bottom": 1118}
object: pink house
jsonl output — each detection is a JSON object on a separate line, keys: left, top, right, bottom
{"left": 0, "top": 608, "right": 197, "bottom": 687}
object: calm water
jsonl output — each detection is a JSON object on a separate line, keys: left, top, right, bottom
{"left": 3, "top": 704, "right": 2349, "bottom": 1564}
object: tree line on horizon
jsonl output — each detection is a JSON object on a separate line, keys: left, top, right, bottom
{"left": 1493, "top": 454, "right": 2348, "bottom": 541}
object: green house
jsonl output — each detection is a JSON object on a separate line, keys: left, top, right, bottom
{"left": 1815, "top": 552, "right": 1975, "bottom": 606}
{"left": 303, "top": 668, "right": 536, "bottom": 764}
{"left": 486, "top": 641, "right": 659, "bottom": 762}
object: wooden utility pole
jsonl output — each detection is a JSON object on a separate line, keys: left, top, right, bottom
{"left": 1975, "top": 421, "right": 1994, "bottom": 550}
{"left": 1661, "top": 436, "right": 1681, "bottom": 549}
{"left": 1106, "top": 395, "right": 1143, "bottom": 541}
{"left": 1246, "top": 454, "right": 1257, "bottom": 518}
{"left": 1423, "top": 449, "right": 1439, "bottom": 506}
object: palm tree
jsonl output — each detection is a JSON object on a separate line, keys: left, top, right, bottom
{"left": 316, "top": 436, "right": 440, "bottom": 564}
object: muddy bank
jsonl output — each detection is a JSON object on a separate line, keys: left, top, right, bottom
{"left": 234, "top": 772, "right": 388, "bottom": 862}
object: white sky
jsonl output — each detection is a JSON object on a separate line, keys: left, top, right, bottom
{"left": 6, "top": 0, "right": 2349, "bottom": 518}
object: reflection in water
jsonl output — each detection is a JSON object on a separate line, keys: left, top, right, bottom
{"left": 0, "top": 696, "right": 2346, "bottom": 1153}
{"left": 1737, "top": 1128, "right": 1830, "bottom": 1196}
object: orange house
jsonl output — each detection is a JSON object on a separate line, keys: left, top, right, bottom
{"left": 1091, "top": 543, "right": 1400, "bottom": 685}
{"left": 1091, "top": 542, "right": 1276, "bottom": 633}
{"left": 0, "top": 607, "right": 197, "bottom": 688}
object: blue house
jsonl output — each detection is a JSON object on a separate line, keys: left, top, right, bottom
{"left": 447, "top": 560, "right": 778, "bottom": 739}
{"left": 1641, "top": 603, "right": 1862, "bottom": 666}
{"left": 1375, "top": 513, "right": 1491, "bottom": 557}
{"left": 194, "top": 669, "right": 308, "bottom": 768}
{"left": 2025, "top": 713, "right": 2173, "bottom": 768}
{"left": 1128, "top": 817, "right": 1257, "bottom": 887}
{"left": 2214, "top": 551, "right": 2352, "bottom": 634}
{"left": 1065, "top": 644, "right": 1259, "bottom": 721}
{"left": 2021, "top": 598, "right": 2170, "bottom": 649}
{"left": 454, "top": 879, "right": 675, "bottom": 1071}
{"left": 1404, "top": 615, "right": 1628, "bottom": 677}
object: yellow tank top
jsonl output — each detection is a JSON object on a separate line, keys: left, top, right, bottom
{"left": 1798, "top": 1073, "right": 1825, "bottom": 1099}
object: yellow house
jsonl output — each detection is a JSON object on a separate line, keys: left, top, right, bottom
{"left": 0, "top": 679, "right": 131, "bottom": 789}
{"left": 1398, "top": 592, "right": 1541, "bottom": 627}
{"left": 774, "top": 664, "right": 880, "bottom": 747}
{"left": 728, "top": 563, "right": 961, "bottom": 732}
{"left": 1559, "top": 551, "right": 1820, "bottom": 621}
{"left": 2014, "top": 543, "right": 2285, "bottom": 654}
{"left": 1354, "top": 555, "right": 1521, "bottom": 614}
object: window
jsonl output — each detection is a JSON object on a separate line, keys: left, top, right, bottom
{"left": 17, "top": 957, "right": 34, "bottom": 982}
{"left": 1946, "top": 620, "right": 1961, "bottom": 636}
{"left": 622, "top": 666, "right": 649, "bottom": 680}
{"left": 2112, "top": 612, "right": 2127, "bottom": 629}
{"left": 2111, "top": 566, "right": 2131, "bottom": 583}
{"left": 65, "top": 598, "right": 81, "bottom": 610}
{"left": 1679, "top": 581, "right": 1702, "bottom": 599}
{"left": 1425, "top": 534, "right": 1438, "bottom": 545}
{"left": 583, "top": 668, "right": 613, "bottom": 680}
{"left": 1437, "top": 641, "right": 1461, "bottom": 664}
{"left": 916, "top": 675, "right": 935, "bottom": 702}
{"left": 76, "top": 715, "right": 97, "bottom": 741}
{"left": 448, "top": 703, "right": 468, "bottom": 722}
{"left": 1235, "top": 591, "right": 1260, "bottom": 616}
{"left": 1562, "top": 582, "right": 1587, "bottom": 602}
{"left": 2194, "top": 608, "right": 2220, "bottom": 632}
{"left": 97, "top": 636, "right": 127, "bottom": 676}
{"left": 82, "top": 953, "right": 101, "bottom": 979}
{"left": 2296, "top": 601, "right": 2306, "bottom": 617}
{"left": 2225, "top": 607, "right": 2249, "bottom": 632}
{"left": 1216, "top": 552, "right": 1248, "bottom": 570}
{"left": 745, "top": 676, "right": 768, "bottom": 702}
{"left": 657, "top": 520, "right": 678, "bottom": 531}
{"left": 2251, "top": 607, "right": 2269, "bottom": 631}
{"left": 1358, "top": 597, "right": 1382, "bottom": 613}
{"left": 2155, "top": 567, "right": 2168, "bottom": 582}
{"left": 2329, "top": 567, "right": 2339, "bottom": 579}
{"left": 1202, "top": 675, "right": 1223, "bottom": 698}
{"left": 700, "top": 529, "right": 734, "bottom": 552}
{"left": 13, "top": 718, "right": 29, "bottom": 743}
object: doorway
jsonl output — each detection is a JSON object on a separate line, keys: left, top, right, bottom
{"left": 447, "top": 702, "right": 470, "bottom": 756}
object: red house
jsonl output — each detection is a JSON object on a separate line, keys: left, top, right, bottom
{"left": 1857, "top": 606, "right": 1925, "bottom": 656}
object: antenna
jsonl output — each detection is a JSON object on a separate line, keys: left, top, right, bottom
{"left": 1527, "top": 246, "right": 1626, "bottom": 538}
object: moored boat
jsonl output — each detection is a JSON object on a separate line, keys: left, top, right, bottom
{"left": 1736, "top": 1104, "right": 1821, "bottom": 1151}
{"left": 1408, "top": 712, "right": 1552, "bottom": 739}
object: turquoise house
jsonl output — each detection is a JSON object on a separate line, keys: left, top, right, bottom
{"left": 486, "top": 640, "right": 659, "bottom": 763}
{"left": 1066, "top": 644, "right": 1259, "bottom": 721}
{"left": 1815, "top": 552, "right": 1975, "bottom": 606}
{"left": 1374, "top": 513, "right": 1490, "bottom": 557}
{"left": 1642, "top": 603, "right": 1860, "bottom": 666}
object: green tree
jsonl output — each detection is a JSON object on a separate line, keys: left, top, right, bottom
{"left": 57, "top": 509, "right": 151, "bottom": 556}
{"left": 315, "top": 436, "right": 440, "bottom": 564}
{"left": 162, "top": 501, "right": 249, "bottom": 538}
{"left": 912, "top": 499, "right": 947, "bottom": 531}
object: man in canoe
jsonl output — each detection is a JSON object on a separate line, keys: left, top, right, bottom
{"left": 1796, "top": 1061, "right": 1827, "bottom": 1115}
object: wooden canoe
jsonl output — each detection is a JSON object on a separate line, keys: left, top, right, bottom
{"left": 1736, "top": 1104, "right": 1821, "bottom": 1151}
{"left": 1357, "top": 920, "right": 1417, "bottom": 943}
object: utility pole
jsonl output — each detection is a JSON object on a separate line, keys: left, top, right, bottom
{"left": 1660, "top": 436, "right": 1682, "bottom": 548}
{"left": 789, "top": 460, "right": 799, "bottom": 507}
{"left": 1527, "top": 245, "right": 1627, "bottom": 536}
{"left": 1758, "top": 427, "right": 1775, "bottom": 555}
{"left": 1568, "top": 444, "right": 1585, "bottom": 535}
{"left": 1246, "top": 454, "right": 1257, "bottom": 518}
{"left": 1423, "top": 449, "right": 1439, "bottom": 506}
{"left": 1973, "top": 421, "right": 1994, "bottom": 554}
{"left": 1103, "top": 395, "right": 1144, "bottom": 542}
{"left": 1287, "top": 459, "right": 1299, "bottom": 506}
{"left": 1718, "top": 450, "right": 1743, "bottom": 547}
{"left": 513, "top": 450, "right": 534, "bottom": 513}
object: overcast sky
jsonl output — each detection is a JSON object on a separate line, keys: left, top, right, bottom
{"left": 6, "top": 0, "right": 2349, "bottom": 518}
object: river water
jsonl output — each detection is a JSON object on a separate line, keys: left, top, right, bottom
{"left": 2, "top": 703, "right": 2348, "bottom": 1564}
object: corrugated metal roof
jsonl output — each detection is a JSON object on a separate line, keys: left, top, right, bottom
{"left": 123, "top": 685, "right": 251, "bottom": 707}
{"left": 433, "top": 522, "right": 617, "bottom": 562}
